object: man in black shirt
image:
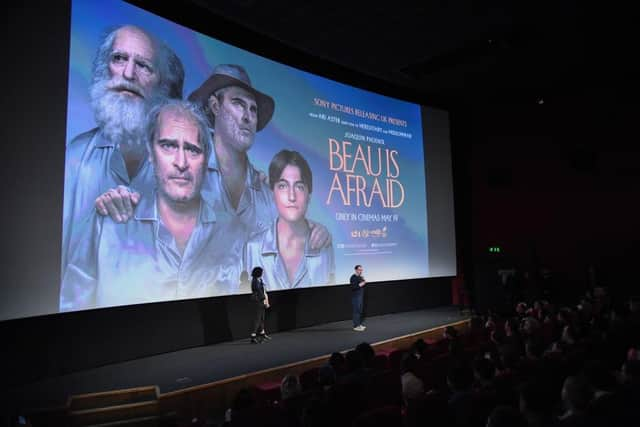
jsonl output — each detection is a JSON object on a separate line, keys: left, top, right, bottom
{"left": 350, "top": 265, "right": 367, "bottom": 331}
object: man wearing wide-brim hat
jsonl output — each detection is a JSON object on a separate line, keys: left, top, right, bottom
{"left": 189, "top": 64, "right": 275, "bottom": 133}
{"left": 188, "top": 64, "right": 276, "bottom": 238}
{"left": 188, "top": 64, "right": 330, "bottom": 249}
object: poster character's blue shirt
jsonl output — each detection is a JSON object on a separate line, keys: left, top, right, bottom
{"left": 60, "top": 192, "right": 246, "bottom": 311}
{"left": 203, "top": 134, "right": 277, "bottom": 235}
{"left": 62, "top": 128, "right": 155, "bottom": 276}
{"left": 244, "top": 219, "right": 335, "bottom": 291}
{"left": 62, "top": 127, "right": 276, "bottom": 281}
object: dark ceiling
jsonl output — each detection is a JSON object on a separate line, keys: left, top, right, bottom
{"left": 183, "top": 1, "right": 637, "bottom": 104}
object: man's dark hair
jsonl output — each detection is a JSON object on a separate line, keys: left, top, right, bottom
{"left": 355, "top": 265, "right": 362, "bottom": 270}
{"left": 268, "top": 149, "right": 313, "bottom": 194}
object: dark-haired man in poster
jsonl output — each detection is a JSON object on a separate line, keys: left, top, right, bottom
{"left": 60, "top": 100, "right": 244, "bottom": 311}
{"left": 244, "top": 150, "right": 335, "bottom": 289}
{"left": 62, "top": 25, "right": 184, "bottom": 274}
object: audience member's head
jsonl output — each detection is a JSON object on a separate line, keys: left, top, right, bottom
{"left": 473, "top": 356, "right": 496, "bottom": 385}
{"left": 525, "top": 339, "right": 544, "bottom": 360}
{"left": 578, "top": 298, "right": 593, "bottom": 318}
{"left": 328, "top": 352, "right": 345, "bottom": 373}
{"left": 355, "top": 342, "right": 375, "bottom": 368}
{"left": 401, "top": 353, "right": 419, "bottom": 375}
{"left": 317, "top": 365, "right": 336, "bottom": 388}
{"left": 505, "top": 317, "right": 520, "bottom": 337}
{"left": 557, "top": 308, "right": 573, "bottom": 326}
{"left": 280, "top": 374, "right": 302, "bottom": 400}
{"left": 444, "top": 326, "right": 458, "bottom": 340}
{"left": 345, "top": 350, "right": 364, "bottom": 373}
{"left": 521, "top": 316, "right": 540, "bottom": 336}
{"left": 411, "top": 338, "right": 428, "bottom": 359}
{"left": 227, "top": 387, "right": 255, "bottom": 422}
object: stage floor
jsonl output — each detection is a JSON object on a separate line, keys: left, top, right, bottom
{"left": 9, "top": 306, "right": 467, "bottom": 410}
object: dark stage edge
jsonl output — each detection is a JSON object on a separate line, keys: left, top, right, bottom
{"left": 9, "top": 306, "right": 467, "bottom": 410}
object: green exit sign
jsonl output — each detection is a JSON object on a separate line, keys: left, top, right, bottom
{"left": 488, "top": 246, "right": 502, "bottom": 253}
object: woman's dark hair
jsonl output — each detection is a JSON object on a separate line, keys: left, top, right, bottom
{"left": 251, "top": 266, "right": 263, "bottom": 278}
{"left": 268, "top": 149, "right": 313, "bottom": 194}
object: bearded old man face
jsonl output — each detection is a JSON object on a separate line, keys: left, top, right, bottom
{"left": 90, "top": 26, "right": 162, "bottom": 148}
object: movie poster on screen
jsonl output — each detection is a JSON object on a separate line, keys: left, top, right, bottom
{"left": 63, "top": 0, "right": 429, "bottom": 310}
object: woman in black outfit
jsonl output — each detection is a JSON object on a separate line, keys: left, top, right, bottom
{"left": 250, "top": 267, "right": 271, "bottom": 343}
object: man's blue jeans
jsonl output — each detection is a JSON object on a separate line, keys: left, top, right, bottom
{"left": 352, "top": 289, "right": 363, "bottom": 327}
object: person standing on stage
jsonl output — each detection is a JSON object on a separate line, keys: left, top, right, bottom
{"left": 350, "top": 265, "right": 367, "bottom": 331}
{"left": 250, "top": 266, "right": 271, "bottom": 343}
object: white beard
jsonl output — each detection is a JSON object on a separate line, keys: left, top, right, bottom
{"left": 90, "top": 77, "right": 150, "bottom": 150}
